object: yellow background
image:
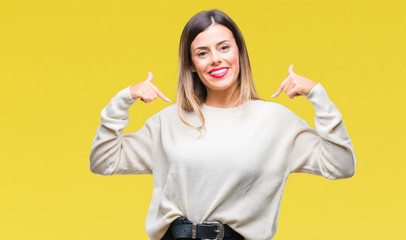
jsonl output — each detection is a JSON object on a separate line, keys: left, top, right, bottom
{"left": 1, "top": 0, "right": 405, "bottom": 239}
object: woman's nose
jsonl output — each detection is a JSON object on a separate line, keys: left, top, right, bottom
{"left": 210, "top": 52, "right": 222, "bottom": 64}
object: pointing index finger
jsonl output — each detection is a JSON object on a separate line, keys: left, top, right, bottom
{"left": 149, "top": 82, "right": 171, "bottom": 102}
{"left": 272, "top": 75, "right": 291, "bottom": 98}
{"left": 271, "top": 86, "right": 283, "bottom": 98}
{"left": 156, "top": 88, "right": 171, "bottom": 102}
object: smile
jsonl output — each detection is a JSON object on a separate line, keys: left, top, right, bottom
{"left": 209, "top": 67, "right": 229, "bottom": 78}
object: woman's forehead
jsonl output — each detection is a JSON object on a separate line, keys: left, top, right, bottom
{"left": 191, "top": 24, "right": 235, "bottom": 50}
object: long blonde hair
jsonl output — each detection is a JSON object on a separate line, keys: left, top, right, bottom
{"left": 177, "top": 9, "right": 260, "bottom": 131}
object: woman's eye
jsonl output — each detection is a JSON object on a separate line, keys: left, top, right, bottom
{"left": 197, "top": 52, "right": 207, "bottom": 57}
{"left": 220, "top": 45, "right": 230, "bottom": 51}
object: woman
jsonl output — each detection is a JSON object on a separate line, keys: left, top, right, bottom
{"left": 89, "top": 9, "right": 356, "bottom": 240}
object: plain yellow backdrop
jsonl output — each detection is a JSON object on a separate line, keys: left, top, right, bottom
{"left": 1, "top": 0, "right": 405, "bottom": 239}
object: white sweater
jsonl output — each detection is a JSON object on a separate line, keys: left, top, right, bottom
{"left": 89, "top": 83, "right": 356, "bottom": 240}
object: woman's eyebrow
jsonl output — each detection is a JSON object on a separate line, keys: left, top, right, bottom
{"left": 193, "top": 40, "right": 231, "bottom": 52}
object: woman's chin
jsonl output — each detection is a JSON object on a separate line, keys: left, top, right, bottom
{"left": 205, "top": 81, "right": 238, "bottom": 92}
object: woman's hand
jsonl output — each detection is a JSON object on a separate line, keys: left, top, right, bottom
{"left": 129, "top": 72, "right": 171, "bottom": 103}
{"left": 271, "top": 65, "right": 318, "bottom": 99}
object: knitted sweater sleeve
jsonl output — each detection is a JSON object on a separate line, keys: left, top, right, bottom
{"left": 289, "top": 83, "right": 356, "bottom": 179}
{"left": 89, "top": 87, "right": 158, "bottom": 175}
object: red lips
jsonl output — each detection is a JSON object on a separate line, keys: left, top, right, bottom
{"left": 208, "top": 67, "right": 229, "bottom": 78}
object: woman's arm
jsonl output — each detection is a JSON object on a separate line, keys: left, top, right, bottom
{"left": 273, "top": 65, "right": 356, "bottom": 179}
{"left": 288, "top": 84, "right": 356, "bottom": 179}
{"left": 89, "top": 72, "right": 170, "bottom": 175}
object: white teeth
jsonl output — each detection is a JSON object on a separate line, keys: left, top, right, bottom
{"left": 210, "top": 68, "right": 227, "bottom": 75}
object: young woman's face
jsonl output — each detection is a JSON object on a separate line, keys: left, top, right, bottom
{"left": 190, "top": 24, "right": 240, "bottom": 94}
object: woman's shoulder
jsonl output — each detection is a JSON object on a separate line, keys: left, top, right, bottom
{"left": 248, "top": 99, "right": 305, "bottom": 124}
{"left": 148, "top": 103, "right": 178, "bottom": 121}
{"left": 249, "top": 99, "right": 294, "bottom": 114}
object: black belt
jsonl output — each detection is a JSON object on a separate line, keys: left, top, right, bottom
{"left": 167, "top": 217, "right": 244, "bottom": 240}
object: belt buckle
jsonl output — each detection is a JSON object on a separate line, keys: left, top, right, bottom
{"left": 201, "top": 220, "right": 224, "bottom": 240}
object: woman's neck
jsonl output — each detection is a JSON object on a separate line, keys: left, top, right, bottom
{"left": 204, "top": 87, "right": 240, "bottom": 108}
